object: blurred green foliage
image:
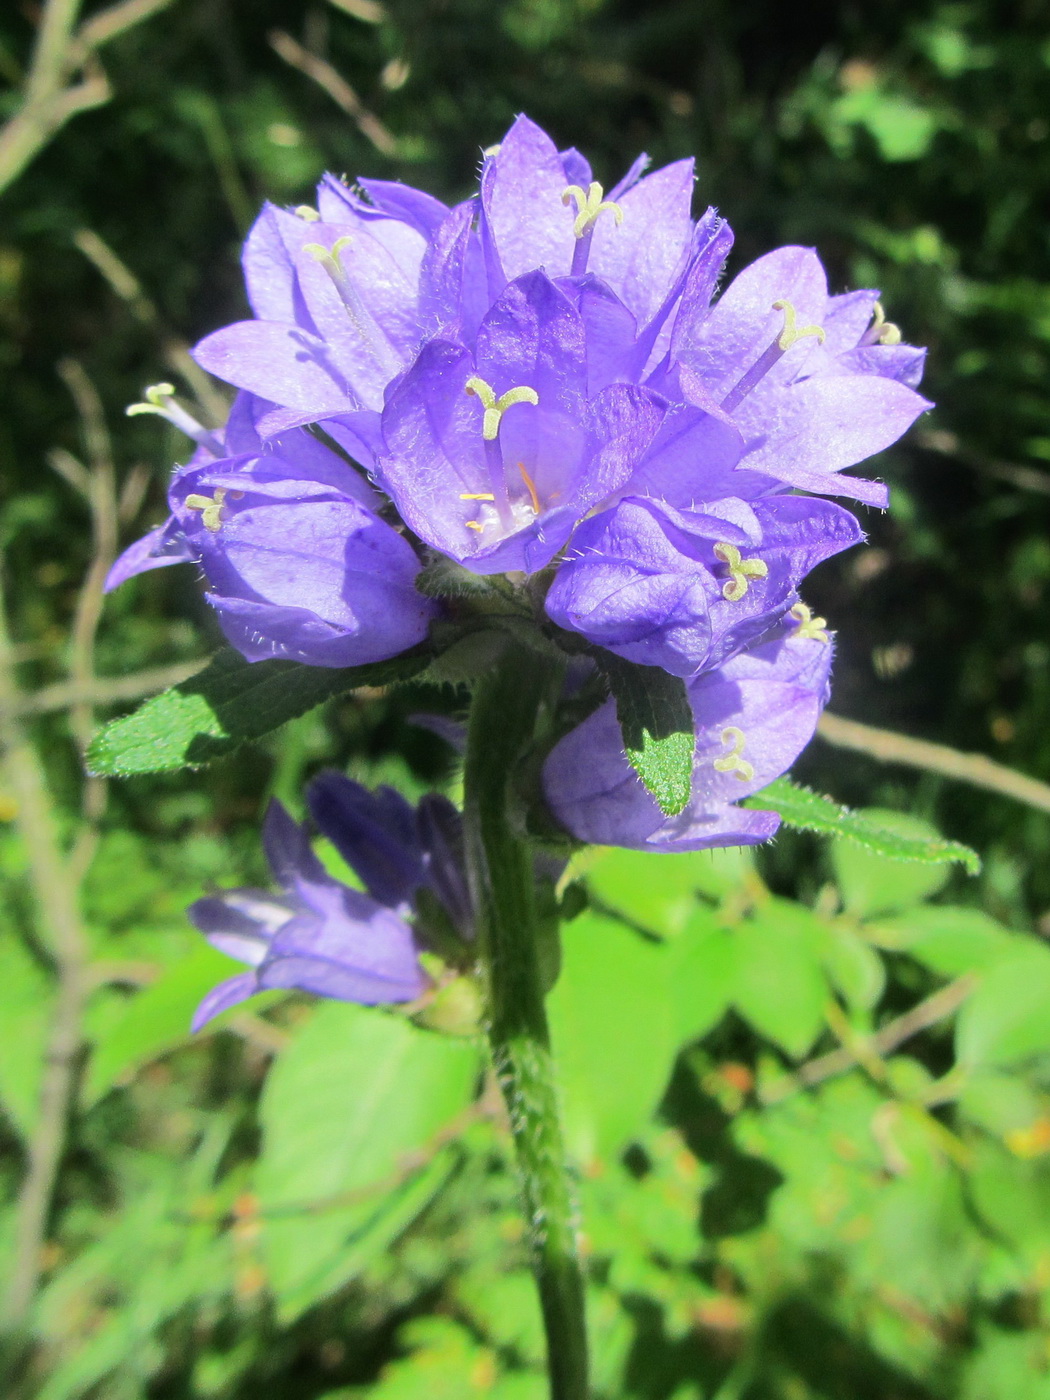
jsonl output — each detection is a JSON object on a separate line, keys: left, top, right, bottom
{"left": 3, "top": 0, "right": 1050, "bottom": 1396}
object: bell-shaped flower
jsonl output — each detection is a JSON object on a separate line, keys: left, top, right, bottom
{"left": 544, "top": 493, "right": 862, "bottom": 676}
{"left": 661, "top": 245, "right": 931, "bottom": 507}
{"left": 189, "top": 799, "right": 429, "bottom": 1030}
{"left": 377, "top": 270, "right": 665, "bottom": 574}
{"left": 306, "top": 770, "right": 472, "bottom": 939}
{"left": 542, "top": 621, "right": 833, "bottom": 851}
{"left": 107, "top": 391, "right": 436, "bottom": 668}
{"left": 478, "top": 114, "right": 699, "bottom": 326}
{"left": 193, "top": 196, "right": 429, "bottom": 431}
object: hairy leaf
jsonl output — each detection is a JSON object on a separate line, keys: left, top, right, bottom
{"left": 86, "top": 645, "right": 432, "bottom": 776}
{"left": 600, "top": 656, "right": 693, "bottom": 816}
{"left": 747, "top": 778, "right": 980, "bottom": 873}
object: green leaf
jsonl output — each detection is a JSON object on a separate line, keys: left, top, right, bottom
{"left": 360, "top": 1317, "right": 544, "bottom": 1400}
{"left": 748, "top": 779, "right": 980, "bottom": 874}
{"left": 82, "top": 944, "right": 244, "bottom": 1104}
{"left": 831, "top": 808, "right": 954, "bottom": 915}
{"left": 958, "top": 1071, "right": 1045, "bottom": 1138}
{"left": 821, "top": 925, "right": 886, "bottom": 1011}
{"left": 668, "top": 908, "right": 735, "bottom": 1045}
{"left": 955, "top": 946, "right": 1050, "bottom": 1068}
{"left": 582, "top": 845, "right": 753, "bottom": 935}
{"left": 732, "top": 898, "right": 829, "bottom": 1058}
{"left": 547, "top": 912, "right": 676, "bottom": 1163}
{"left": 599, "top": 656, "right": 693, "bottom": 816}
{"left": 867, "top": 906, "right": 1017, "bottom": 976}
{"left": 86, "top": 645, "right": 432, "bottom": 776}
{"left": 256, "top": 1002, "right": 480, "bottom": 1320}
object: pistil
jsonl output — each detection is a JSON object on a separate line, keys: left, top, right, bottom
{"left": 860, "top": 300, "right": 902, "bottom": 346}
{"left": 464, "top": 377, "right": 541, "bottom": 533}
{"left": 303, "top": 238, "right": 402, "bottom": 378}
{"left": 561, "top": 181, "right": 623, "bottom": 276}
{"left": 713, "top": 726, "right": 755, "bottom": 782}
{"left": 713, "top": 543, "right": 768, "bottom": 601}
{"left": 126, "top": 384, "right": 224, "bottom": 457}
{"left": 720, "top": 299, "right": 826, "bottom": 414}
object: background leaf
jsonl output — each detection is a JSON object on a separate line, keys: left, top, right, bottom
{"left": 256, "top": 1003, "right": 481, "bottom": 1320}
{"left": 731, "top": 899, "right": 830, "bottom": 1058}
{"left": 81, "top": 944, "right": 246, "bottom": 1105}
{"left": 831, "top": 808, "right": 955, "bottom": 915}
{"left": 547, "top": 911, "right": 676, "bottom": 1163}
{"left": 955, "top": 947, "right": 1050, "bottom": 1068}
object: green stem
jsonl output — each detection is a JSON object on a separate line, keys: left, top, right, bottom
{"left": 463, "top": 648, "right": 588, "bottom": 1400}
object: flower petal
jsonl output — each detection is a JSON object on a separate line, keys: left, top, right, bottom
{"left": 192, "top": 320, "right": 355, "bottom": 417}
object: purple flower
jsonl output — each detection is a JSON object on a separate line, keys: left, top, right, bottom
{"left": 107, "top": 391, "right": 436, "bottom": 668}
{"left": 111, "top": 115, "right": 930, "bottom": 693}
{"left": 478, "top": 115, "right": 699, "bottom": 327}
{"left": 542, "top": 619, "right": 834, "bottom": 851}
{"left": 306, "top": 770, "right": 472, "bottom": 938}
{"left": 189, "top": 799, "right": 429, "bottom": 1030}
{"left": 190, "top": 773, "right": 475, "bottom": 1028}
{"left": 376, "top": 271, "right": 665, "bottom": 573}
{"left": 653, "top": 245, "right": 931, "bottom": 508}
{"left": 544, "top": 493, "right": 861, "bottom": 676}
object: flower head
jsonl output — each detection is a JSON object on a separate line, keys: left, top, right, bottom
{"left": 111, "top": 114, "right": 928, "bottom": 788}
{"left": 189, "top": 773, "right": 472, "bottom": 1028}
{"left": 545, "top": 493, "right": 861, "bottom": 676}
{"left": 189, "top": 798, "right": 429, "bottom": 1030}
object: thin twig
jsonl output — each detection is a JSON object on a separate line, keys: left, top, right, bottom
{"left": 268, "top": 29, "right": 397, "bottom": 156}
{"left": 72, "top": 227, "right": 230, "bottom": 422}
{"left": 0, "top": 0, "right": 176, "bottom": 197}
{"left": 917, "top": 428, "right": 1050, "bottom": 498}
{"left": 45, "top": 446, "right": 91, "bottom": 498}
{"left": 326, "top": 0, "right": 387, "bottom": 22}
{"left": 0, "top": 575, "right": 89, "bottom": 1329}
{"left": 0, "top": 660, "right": 204, "bottom": 721}
{"left": 22, "top": 0, "right": 83, "bottom": 109}
{"left": 54, "top": 362, "right": 118, "bottom": 882}
{"left": 73, "top": 0, "right": 176, "bottom": 55}
{"left": 760, "top": 975, "right": 976, "bottom": 1105}
{"left": 0, "top": 62, "right": 109, "bottom": 195}
{"left": 817, "top": 711, "right": 1050, "bottom": 816}
{"left": 0, "top": 357, "right": 157, "bottom": 1325}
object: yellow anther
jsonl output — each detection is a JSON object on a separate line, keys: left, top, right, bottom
{"left": 517, "top": 461, "right": 541, "bottom": 515}
{"left": 126, "top": 382, "right": 176, "bottom": 417}
{"left": 482, "top": 143, "right": 502, "bottom": 158}
{"left": 294, "top": 205, "right": 320, "bottom": 221}
{"left": 772, "top": 299, "right": 826, "bottom": 351}
{"left": 464, "top": 376, "right": 539, "bottom": 440}
{"left": 713, "top": 726, "right": 755, "bottom": 782}
{"left": 561, "top": 182, "right": 624, "bottom": 240}
{"left": 790, "top": 602, "right": 830, "bottom": 642}
{"left": 713, "top": 542, "right": 768, "bottom": 602}
{"left": 459, "top": 492, "right": 496, "bottom": 501}
{"left": 465, "top": 520, "right": 484, "bottom": 532}
{"left": 870, "top": 301, "right": 902, "bottom": 345}
{"left": 185, "top": 488, "right": 228, "bottom": 533}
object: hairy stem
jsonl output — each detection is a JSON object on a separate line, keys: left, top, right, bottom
{"left": 463, "top": 650, "right": 588, "bottom": 1400}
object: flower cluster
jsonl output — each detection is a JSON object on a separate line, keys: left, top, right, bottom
{"left": 189, "top": 772, "right": 470, "bottom": 1028}
{"left": 109, "top": 115, "right": 929, "bottom": 850}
